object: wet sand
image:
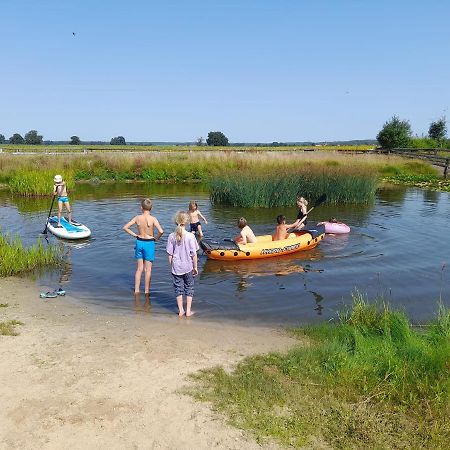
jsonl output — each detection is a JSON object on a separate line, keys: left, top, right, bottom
{"left": 0, "top": 277, "right": 296, "bottom": 450}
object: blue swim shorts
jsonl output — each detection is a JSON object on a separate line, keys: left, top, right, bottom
{"left": 134, "top": 238, "right": 155, "bottom": 262}
{"left": 58, "top": 196, "right": 69, "bottom": 203}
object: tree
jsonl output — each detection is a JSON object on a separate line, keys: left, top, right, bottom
{"left": 9, "top": 133, "right": 25, "bottom": 144}
{"left": 70, "top": 135, "right": 81, "bottom": 145}
{"left": 24, "top": 130, "right": 43, "bottom": 145}
{"left": 206, "top": 131, "right": 229, "bottom": 146}
{"left": 428, "top": 117, "right": 447, "bottom": 144}
{"left": 0, "top": 134, "right": 5, "bottom": 144}
{"left": 195, "top": 136, "right": 204, "bottom": 146}
{"left": 110, "top": 136, "right": 126, "bottom": 145}
{"left": 376, "top": 115, "right": 412, "bottom": 149}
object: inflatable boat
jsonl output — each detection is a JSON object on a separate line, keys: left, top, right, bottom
{"left": 200, "top": 224, "right": 325, "bottom": 260}
{"left": 47, "top": 216, "right": 91, "bottom": 240}
{"left": 318, "top": 221, "right": 350, "bottom": 234}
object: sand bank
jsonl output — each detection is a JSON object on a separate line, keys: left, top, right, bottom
{"left": 0, "top": 277, "right": 296, "bottom": 450}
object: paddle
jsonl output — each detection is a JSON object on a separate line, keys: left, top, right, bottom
{"left": 42, "top": 195, "right": 56, "bottom": 234}
{"left": 289, "top": 193, "right": 327, "bottom": 231}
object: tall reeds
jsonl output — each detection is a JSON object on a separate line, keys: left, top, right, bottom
{"left": 210, "top": 168, "right": 378, "bottom": 206}
{"left": 0, "top": 234, "right": 61, "bottom": 277}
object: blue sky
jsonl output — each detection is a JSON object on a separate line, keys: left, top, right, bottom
{"left": 1, "top": 0, "right": 449, "bottom": 142}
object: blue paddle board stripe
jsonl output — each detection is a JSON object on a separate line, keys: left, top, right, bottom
{"left": 49, "top": 216, "right": 84, "bottom": 233}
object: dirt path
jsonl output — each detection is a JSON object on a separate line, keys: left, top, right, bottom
{"left": 0, "top": 277, "right": 295, "bottom": 450}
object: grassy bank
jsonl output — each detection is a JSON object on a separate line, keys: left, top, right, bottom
{"left": 0, "top": 152, "right": 440, "bottom": 198}
{"left": 0, "top": 234, "right": 61, "bottom": 277}
{"left": 191, "top": 296, "right": 450, "bottom": 449}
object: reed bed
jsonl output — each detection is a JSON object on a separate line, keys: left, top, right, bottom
{"left": 210, "top": 168, "right": 378, "bottom": 206}
{"left": 191, "top": 295, "right": 450, "bottom": 449}
{"left": 0, "top": 152, "right": 437, "bottom": 197}
{"left": 0, "top": 234, "right": 61, "bottom": 277}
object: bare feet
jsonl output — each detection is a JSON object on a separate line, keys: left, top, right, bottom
{"left": 178, "top": 310, "right": 185, "bottom": 317}
{"left": 186, "top": 311, "right": 195, "bottom": 317}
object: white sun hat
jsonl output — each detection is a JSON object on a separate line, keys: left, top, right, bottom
{"left": 54, "top": 174, "right": 63, "bottom": 183}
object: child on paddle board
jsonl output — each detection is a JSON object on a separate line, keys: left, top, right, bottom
{"left": 53, "top": 174, "right": 73, "bottom": 227}
{"left": 289, "top": 196, "right": 308, "bottom": 230}
{"left": 187, "top": 201, "right": 207, "bottom": 237}
{"left": 166, "top": 211, "right": 199, "bottom": 317}
{"left": 234, "top": 217, "right": 257, "bottom": 244}
{"left": 123, "top": 198, "right": 164, "bottom": 295}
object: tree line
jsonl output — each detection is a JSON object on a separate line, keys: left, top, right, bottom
{"left": 377, "top": 116, "right": 448, "bottom": 149}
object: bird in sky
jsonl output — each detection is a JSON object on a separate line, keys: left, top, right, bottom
{"left": 72, "top": 32, "right": 76, "bottom": 36}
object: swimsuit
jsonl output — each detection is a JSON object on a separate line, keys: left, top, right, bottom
{"left": 134, "top": 237, "right": 156, "bottom": 262}
{"left": 58, "top": 196, "right": 69, "bottom": 203}
{"left": 297, "top": 209, "right": 307, "bottom": 225}
{"left": 190, "top": 221, "right": 201, "bottom": 233}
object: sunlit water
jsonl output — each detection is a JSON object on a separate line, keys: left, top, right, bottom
{"left": 1, "top": 183, "right": 449, "bottom": 326}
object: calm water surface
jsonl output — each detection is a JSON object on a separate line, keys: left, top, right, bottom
{"left": 1, "top": 183, "right": 449, "bottom": 326}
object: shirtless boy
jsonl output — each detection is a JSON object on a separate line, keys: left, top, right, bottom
{"left": 187, "top": 201, "right": 208, "bottom": 237}
{"left": 123, "top": 198, "right": 164, "bottom": 294}
{"left": 234, "top": 217, "right": 257, "bottom": 244}
{"left": 273, "top": 214, "right": 298, "bottom": 241}
{"left": 53, "top": 174, "right": 73, "bottom": 227}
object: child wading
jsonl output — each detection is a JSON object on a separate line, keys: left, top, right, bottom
{"left": 166, "top": 212, "right": 199, "bottom": 317}
{"left": 53, "top": 174, "right": 73, "bottom": 227}
{"left": 123, "top": 198, "right": 164, "bottom": 295}
{"left": 187, "top": 201, "right": 208, "bottom": 237}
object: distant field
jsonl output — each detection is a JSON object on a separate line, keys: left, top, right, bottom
{"left": 0, "top": 144, "right": 376, "bottom": 153}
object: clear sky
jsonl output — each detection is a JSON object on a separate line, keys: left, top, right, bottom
{"left": 1, "top": 0, "right": 449, "bottom": 142}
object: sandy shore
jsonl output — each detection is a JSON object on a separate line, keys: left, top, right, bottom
{"left": 0, "top": 277, "right": 296, "bottom": 450}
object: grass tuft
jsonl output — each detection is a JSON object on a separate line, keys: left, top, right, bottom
{"left": 0, "top": 320, "right": 23, "bottom": 336}
{"left": 190, "top": 294, "right": 450, "bottom": 449}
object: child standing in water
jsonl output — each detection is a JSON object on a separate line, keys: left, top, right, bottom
{"left": 166, "top": 211, "right": 199, "bottom": 317}
{"left": 123, "top": 198, "right": 164, "bottom": 295}
{"left": 187, "top": 201, "right": 207, "bottom": 237}
{"left": 53, "top": 174, "right": 73, "bottom": 227}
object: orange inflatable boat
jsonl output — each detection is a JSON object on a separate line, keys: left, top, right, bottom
{"left": 200, "top": 224, "right": 325, "bottom": 260}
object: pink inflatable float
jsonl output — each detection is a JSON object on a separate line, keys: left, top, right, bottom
{"left": 318, "top": 221, "right": 351, "bottom": 234}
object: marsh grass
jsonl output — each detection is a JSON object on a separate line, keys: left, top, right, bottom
{"left": 0, "top": 234, "right": 61, "bottom": 277}
{"left": 0, "top": 320, "right": 23, "bottom": 336}
{"left": 190, "top": 295, "right": 450, "bottom": 449}
{"left": 0, "top": 152, "right": 440, "bottom": 196}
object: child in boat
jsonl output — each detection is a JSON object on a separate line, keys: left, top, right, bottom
{"left": 234, "top": 217, "right": 257, "bottom": 244}
{"left": 290, "top": 196, "right": 308, "bottom": 230}
{"left": 166, "top": 211, "right": 199, "bottom": 317}
{"left": 123, "top": 198, "right": 164, "bottom": 295}
{"left": 187, "top": 201, "right": 208, "bottom": 237}
{"left": 273, "top": 215, "right": 291, "bottom": 241}
{"left": 53, "top": 174, "right": 73, "bottom": 227}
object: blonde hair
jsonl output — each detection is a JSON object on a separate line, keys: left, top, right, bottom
{"left": 297, "top": 196, "right": 308, "bottom": 206}
{"left": 188, "top": 201, "right": 198, "bottom": 211}
{"left": 141, "top": 198, "right": 152, "bottom": 211}
{"left": 174, "top": 211, "right": 189, "bottom": 242}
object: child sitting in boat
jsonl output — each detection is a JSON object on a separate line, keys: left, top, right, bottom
{"left": 273, "top": 215, "right": 291, "bottom": 241}
{"left": 289, "top": 196, "right": 308, "bottom": 230}
{"left": 234, "top": 217, "right": 257, "bottom": 244}
{"left": 187, "top": 201, "right": 208, "bottom": 237}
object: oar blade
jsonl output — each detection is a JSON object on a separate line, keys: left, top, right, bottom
{"left": 314, "top": 193, "right": 327, "bottom": 208}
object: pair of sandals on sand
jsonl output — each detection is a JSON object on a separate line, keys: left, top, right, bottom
{"left": 39, "top": 288, "right": 66, "bottom": 298}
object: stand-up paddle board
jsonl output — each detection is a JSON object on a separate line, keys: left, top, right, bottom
{"left": 47, "top": 216, "right": 91, "bottom": 240}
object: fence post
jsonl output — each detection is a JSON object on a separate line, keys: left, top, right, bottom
{"left": 444, "top": 159, "right": 449, "bottom": 179}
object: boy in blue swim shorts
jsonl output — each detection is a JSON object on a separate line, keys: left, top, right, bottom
{"left": 53, "top": 174, "right": 73, "bottom": 227}
{"left": 123, "top": 198, "right": 164, "bottom": 295}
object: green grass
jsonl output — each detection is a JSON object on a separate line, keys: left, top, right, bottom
{"left": 0, "top": 320, "right": 23, "bottom": 336}
{"left": 210, "top": 168, "right": 378, "bottom": 206}
{"left": 0, "top": 234, "right": 62, "bottom": 277}
{"left": 190, "top": 295, "right": 450, "bottom": 449}
{"left": 0, "top": 152, "right": 442, "bottom": 197}
{"left": 0, "top": 303, "right": 8, "bottom": 308}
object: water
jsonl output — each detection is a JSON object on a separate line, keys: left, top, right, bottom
{"left": 1, "top": 183, "right": 449, "bottom": 326}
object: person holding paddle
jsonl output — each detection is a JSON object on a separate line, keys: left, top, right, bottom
{"left": 53, "top": 175, "right": 73, "bottom": 227}
{"left": 288, "top": 194, "right": 327, "bottom": 231}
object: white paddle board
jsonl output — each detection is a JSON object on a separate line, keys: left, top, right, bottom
{"left": 47, "top": 216, "right": 91, "bottom": 240}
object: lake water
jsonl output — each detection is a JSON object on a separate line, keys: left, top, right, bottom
{"left": 0, "top": 183, "right": 449, "bottom": 326}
